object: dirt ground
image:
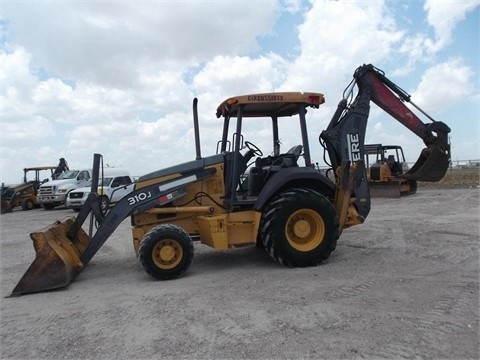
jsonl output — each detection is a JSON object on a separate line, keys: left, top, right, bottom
{"left": 0, "top": 188, "right": 478, "bottom": 359}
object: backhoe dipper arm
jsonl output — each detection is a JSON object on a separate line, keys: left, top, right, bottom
{"left": 356, "top": 64, "right": 450, "bottom": 150}
{"left": 320, "top": 64, "right": 451, "bottom": 222}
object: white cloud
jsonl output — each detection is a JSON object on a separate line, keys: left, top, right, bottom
{"left": 3, "top": 1, "right": 279, "bottom": 88}
{"left": 193, "top": 54, "right": 287, "bottom": 98}
{"left": 298, "top": 1, "right": 402, "bottom": 62}
{"left": 283, "top": 0, "right": 404, "bottom": 99}
{"left": 412, "top": 58, "right": 475, "bottom": 112}
{"left": 1, "top": 48, "right": 37, "bottom": 116}
{"left": 0, "top": 0, "right": 478, "bottom": 183}
{"left": 424, "top": 0, "right": 480, "bottom": 51}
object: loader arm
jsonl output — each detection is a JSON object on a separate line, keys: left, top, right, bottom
{"left": 320, "top": 64, "right": 451, "bottom": 225}
{"left": 11, "top": 155, "right": 216, "bottom": 296}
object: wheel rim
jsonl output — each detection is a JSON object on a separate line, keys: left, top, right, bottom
{"left": 152, "top": 239, "right": 183, "bottom": 269}
{"left": 285, "top": 209, "right": 325, "bottom": 251}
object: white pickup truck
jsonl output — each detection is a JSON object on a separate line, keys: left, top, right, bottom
{"left": 65, "top": 169, "right": 134, "bottom": 212}
{"left": 38, "top": 169, "right": 92, "bottom": 210}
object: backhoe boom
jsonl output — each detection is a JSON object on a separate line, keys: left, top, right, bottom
{"left": 320, "top": 63, "right": 451, "bottom": 221}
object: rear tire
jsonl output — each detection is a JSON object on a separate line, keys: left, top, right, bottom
{"left": 261, "top": 187, "right": 339, "bottom": 267}
{"left": 21, "top": 198, "right": 34, "bottom": 211}
{"left": 139, "top": 224, "right": 194, "bottom": 280}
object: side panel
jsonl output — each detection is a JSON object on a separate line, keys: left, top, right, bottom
{"left": 197, "top": 211, "right": 261, "bottom": 250}
{"left": 131, "top": 161, "right": 227, "bottom": 253}
{"left": 136, "top": 154, "right": 224, "bottom": 187}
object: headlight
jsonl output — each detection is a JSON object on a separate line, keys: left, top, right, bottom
{"left": 58, "top": 189, "right": 68, "bottom": 193}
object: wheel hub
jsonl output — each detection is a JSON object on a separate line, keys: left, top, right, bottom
{"left": 286, "top": 209, "right": 325, "bottom": 252}
{"left": 152, "top": 239, "right": 183, "bottom": 269}
{"left": 293, "top": 219, "right": 311, "bottom": 238}
{"left": 159, "top": 245, "right": 176, "bottom": 262}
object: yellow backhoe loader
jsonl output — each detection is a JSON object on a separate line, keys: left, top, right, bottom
{"left": 11, "top": 64, "right": 451, "bottom": 295}
{"left": 1, "top": 166, "right": 56, "bottom": 214}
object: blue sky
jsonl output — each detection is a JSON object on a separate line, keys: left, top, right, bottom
{"left": 1, "top": 0, "right": 479, "bottom": 183}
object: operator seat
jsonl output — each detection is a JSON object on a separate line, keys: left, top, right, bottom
{"left": 387, "top": 155, "right": 402, "bottom": 175}
{"left": 282, "top": 145, "right": 303, "bottom": 167}
{"left": 254, "top": 144, "right": 303, "bottom": 169}
{"left": 247, "top": 145, "right": 303, "bottom": 197}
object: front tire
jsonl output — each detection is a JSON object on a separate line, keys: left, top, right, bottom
{"left": 139, "top": 224, "right": 194, "bottom": 280}
{"left": 21, "top": 198, "right": 34, "bottom": 211}
{"left": 261, "top": 188, "right": 339, "bottom": 267}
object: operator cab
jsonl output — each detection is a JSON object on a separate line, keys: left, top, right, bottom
{"left": 365, "top": 144, "right": 408, "bottom": 181}
{"left": 214, "top": 92, "right": 325, "bottom": 207}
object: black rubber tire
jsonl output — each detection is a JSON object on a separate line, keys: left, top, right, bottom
{"left": 139, "top": 224, "right": 194, "bottom": 280}
{"left": 260, "top": 187, "right": 339, "bottom": 267}
{"left": 21, "top": 198, "right": 34, "bottom": 211}
{"left": 43, "top": 203, "right": 55, "bottom": 210}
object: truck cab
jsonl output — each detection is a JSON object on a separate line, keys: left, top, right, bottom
{"left": 38, "top": 169, "right": 92, "bottom": 209}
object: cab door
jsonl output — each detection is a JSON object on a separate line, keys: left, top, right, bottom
{"left": 76, "top": 170, "right": 91, "bottom": 188}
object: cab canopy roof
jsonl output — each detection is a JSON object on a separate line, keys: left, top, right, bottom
{"left": 216, "top": 92, "right": 325, "bottom": 118}
{"left": 23, "top": 166, "right": 56, "bottom": 172}
{"left": 364, "top": 144, "right": 403, "bottom": 155}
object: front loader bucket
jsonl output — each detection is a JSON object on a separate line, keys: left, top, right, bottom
{"left": 11, "top": 217, "right": 91, "bottom": 296}
{"left": 1, "top": 200, "right": 13, "bottom": 214}
{"left": 402, "top": 145, "right": 450, "bottom": 182}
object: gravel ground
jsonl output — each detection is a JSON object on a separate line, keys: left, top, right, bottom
{"left": 0, "top": 188, "right": 479, "bottom": 359}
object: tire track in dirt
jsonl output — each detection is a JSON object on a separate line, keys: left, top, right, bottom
{"left": 416, "top": 291, "right": 478, "bottom": 337}
{"left": 322, "top": 278, "right": 377, "bottom": 301}
{"left": 360, "top": 343, "right": 432, "bottom": 359}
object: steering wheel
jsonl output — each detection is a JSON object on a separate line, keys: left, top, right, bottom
{"left": 245, "top": 141, "right": 263, "bottom": 156}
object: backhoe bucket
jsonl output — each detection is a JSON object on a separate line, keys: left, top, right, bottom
{"left": 11, "top": 217, "right": 91, "bottom": 296}
{"left": 402, "top": 145, "right": 450, "bottom": 182}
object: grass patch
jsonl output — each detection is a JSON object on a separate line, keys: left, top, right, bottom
{"left": 418, "top": 167, "right": 480, "bottom": 189}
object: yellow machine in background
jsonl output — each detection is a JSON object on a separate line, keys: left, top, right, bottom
{"left": 365, "top": 144, "right": 417, "bottom": 198}
{"left": 1, "top": 166, "right": 56, "bottom": 214}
